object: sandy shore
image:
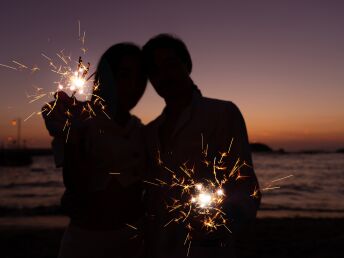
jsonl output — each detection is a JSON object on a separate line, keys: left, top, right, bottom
{"left": 0, "top": 215, "right": 343, "bottom": 258}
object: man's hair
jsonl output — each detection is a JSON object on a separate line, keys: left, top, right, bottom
{"left": 142, "top": 33, "right": 192, "bottom": 74}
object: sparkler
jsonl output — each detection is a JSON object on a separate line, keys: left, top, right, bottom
{"left": 145, "top": 137, "right": 250, "bottom": 255}
{"left": 146, "top": 136, "right": 292, "bottom": 256}
{"left": 37, "top": 28, "right": 102, "bottom": 142}
{"left": 1, "top": 21, "right": 109, "bottom": 143}
{"left": 49, "top": 53, "right": 92, "bottom": 98}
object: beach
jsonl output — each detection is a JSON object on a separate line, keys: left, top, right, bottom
{"left": 1, "top": 153, "right": 343, "bottom": 257}
{"left": 1, "top": 215, "right": 343, "bottom": 258}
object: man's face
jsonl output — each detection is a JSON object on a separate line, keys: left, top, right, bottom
{"left": 148, "top": 48, "right": 190, "bottom": 100}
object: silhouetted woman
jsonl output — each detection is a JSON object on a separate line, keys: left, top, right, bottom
{"left": 45, "top": 43, "right": 148, "bottom": 258}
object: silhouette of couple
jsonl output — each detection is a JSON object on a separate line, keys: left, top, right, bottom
{"left": 43, "top": 34, "right": 260, "bottom": 258}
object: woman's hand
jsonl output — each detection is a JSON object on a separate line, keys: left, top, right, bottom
{"left": 41, "top": 91, "right": 85, "bottom": 138}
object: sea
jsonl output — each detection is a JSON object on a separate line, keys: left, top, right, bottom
{"left": 0, "top": 153, "right": 343, "bottom": 218}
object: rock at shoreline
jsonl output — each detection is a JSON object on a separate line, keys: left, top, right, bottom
{"left": 250, "top": 143, "right": 273, "bottom": 152}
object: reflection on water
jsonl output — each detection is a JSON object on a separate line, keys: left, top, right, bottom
{"left": 0, "top": 156, "right": 63, "bottom": 209}
{"left": 254, "top": 153, "right": 344, "bottom": 218}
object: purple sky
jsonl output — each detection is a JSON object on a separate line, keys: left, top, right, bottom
{"left": 0, "top": 0, "right": 344, "bottom": 151}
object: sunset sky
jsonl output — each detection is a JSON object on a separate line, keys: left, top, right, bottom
{"left": 0, "top": 0, "right": 343, "bottom": 151}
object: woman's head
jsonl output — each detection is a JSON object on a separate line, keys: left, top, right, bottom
{"left": 93, "top": 43, "right": 147, "bottom": 117}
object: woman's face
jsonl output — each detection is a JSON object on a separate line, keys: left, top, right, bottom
{"left": 114, "top": 55, "right": 147, "bottom": 112}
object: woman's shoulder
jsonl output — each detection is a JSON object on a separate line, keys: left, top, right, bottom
{"left": 129, "top": 115, "right": 144, "bottom": 128}
{"left": 84, "top": 114, "right": 142, "bottom": 130}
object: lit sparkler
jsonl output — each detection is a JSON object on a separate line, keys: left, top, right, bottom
{"left": 1, "top": 21, "right": 110, "bottom": 143}
{"left": 146, "top": 136, "right": 292, "bottom": 256}
{"left": 37, "top": 31, "right": 100, "bottom": 142}
{"left": 145, "top": 137, "right": 249, "bottom": 255}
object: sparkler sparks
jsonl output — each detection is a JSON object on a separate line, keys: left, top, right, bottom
{"left": 0, "top": 60, "right": 40, "bottom": 72}
{"left": 51, "top": 55, "right": 91, "bottom": 97}
{"left": 259, "top": 174, "right": 294, "bottom": 193}
{"left": 1, "top": 21, "right": 110, "bottom": 143}
{"left": 0, "top": 63, "right": 17, "bottom": 70}
{"left": 145, "top": 137, "right": 251, "bottom": 256}
{"left": 146, "top": 136, "right": 293, "bottom": 256}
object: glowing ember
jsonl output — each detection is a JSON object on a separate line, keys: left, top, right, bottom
{"left": 190, "top": 185, "right": 224, "bottom": 209}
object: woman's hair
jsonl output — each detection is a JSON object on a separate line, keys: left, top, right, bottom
{"left": 91, "top": 42, "right": 147, "bottom": 114}
{"left": 142, "top": 33, "right": 193, "bottom": 74}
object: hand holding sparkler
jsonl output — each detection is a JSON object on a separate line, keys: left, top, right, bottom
{"left": 41, "top": 54, "right": 95, "bottom": 137}
{"left": 144, "top": 136, "right": 263, "bottom": 256}
{"left": 41, "top": 91, "right": 85, "bottom": 138}
{"left": 1, "top": 20, "right": 106, "bottom": 149}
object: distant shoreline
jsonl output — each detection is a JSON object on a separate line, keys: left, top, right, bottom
{"left": 1, "top": 147, "right": 343, "bottom": 156}
{"left": 0, "top": 148, "right": 53, "bottom": 156}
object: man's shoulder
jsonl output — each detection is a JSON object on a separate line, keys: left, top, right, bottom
{"left": 145, "top": 116, "right": 160, "bottom": 128}
{"left": 198, "top": 96, "right": 240, "bottom": 114}
{"left": 144, "top": 115, "right": 163, "bottom": 136}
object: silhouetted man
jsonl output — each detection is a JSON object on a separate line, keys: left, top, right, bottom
{"left": 143, "top": 34, "right": 261, "bottom": 258}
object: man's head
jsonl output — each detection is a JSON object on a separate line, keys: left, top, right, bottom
{"left": 142, "top": 34, "right": 194, "bottom": 100}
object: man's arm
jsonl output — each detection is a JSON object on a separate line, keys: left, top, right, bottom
{"left": 218, "top": 102, "right": 261, "bottom": 224}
